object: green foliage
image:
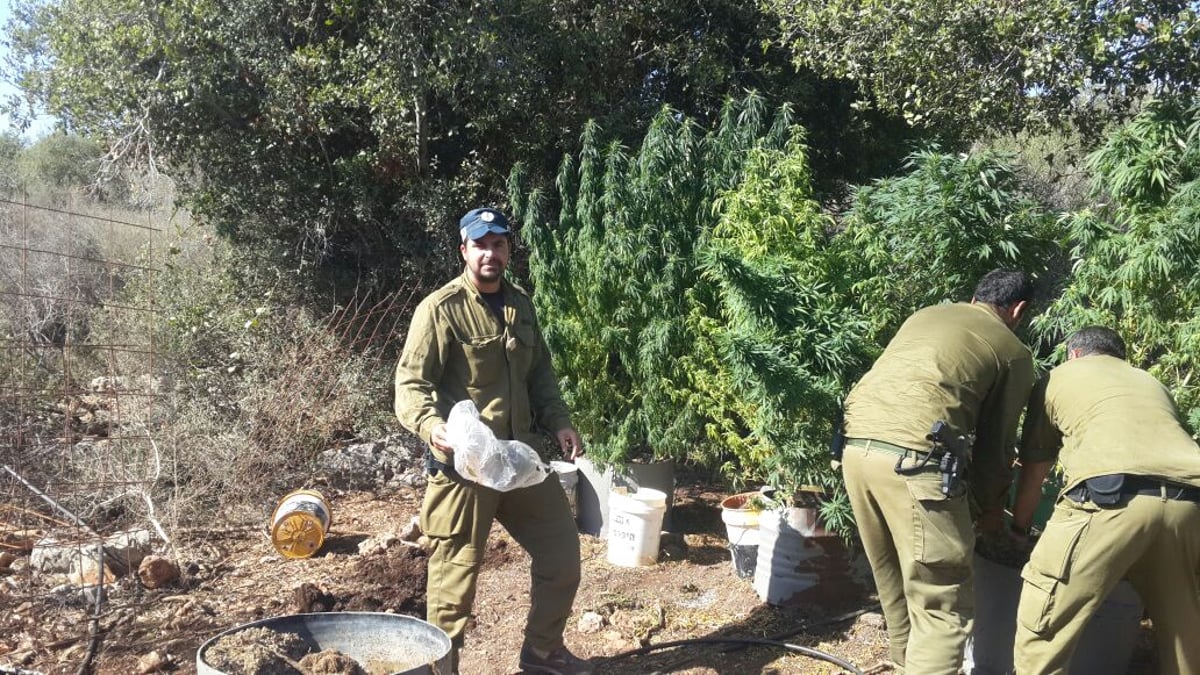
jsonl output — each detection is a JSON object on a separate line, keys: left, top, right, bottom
{"left": 0, "top": 131, "right": 148, "bottom": 205}
{"left": 515, "top": 98, "right": 750, "bottom": 468}
{"left": 5, "top": 0, "right": 854, "bottom": 290}
{"left": 514, "top": 95, "right": 872, "bottom": 515}
{"left": 4, "top": 0, "right": 466, "bottom": 277}
{"left": 767, "top": 0, "right": 1200, "bottom": 138}
{"left": 688, "top": 137, "right": 871, "bottom": 495}
{"left": 1081, "top": 98, "right": 1200, "bottom": 209}
{"left": 14, "top": 134, "right": 103, "bottom": 193}
{"left": 1035, "top": 98, "right": 1200, "bottom": 430}
{"left": 844, "top": 149, "right": 1064, "bottom": 340}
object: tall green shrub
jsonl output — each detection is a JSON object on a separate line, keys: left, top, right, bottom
{"left": 513, "top": 95, "right": 872, "bottom": 527}
{"left": 677, "top": 137, "right": 872, "bottom": 530}
{"left": 844, "top": 149, "right": 1063, "bottom": 342}
{"left": 686, "top": 138, "right": 871, "bottom": 492}
{"left": 514, "top": 97, "right": 785, "bottom": 468}
{"left": 1035, "top": 98, "right": 1200, "bottom": 430}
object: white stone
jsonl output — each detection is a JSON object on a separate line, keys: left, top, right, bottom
{"left": 577, "top": 611, "right": 605, "bottom": 634}
{"left": 31, "top": 529, "right": 152, "bottom": 575}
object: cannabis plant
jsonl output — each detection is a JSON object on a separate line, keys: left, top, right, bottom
{"left": 513, "top": 95, "right": 872, "bottom": 533}
{"left": 1034, "top": 98, "right": 1200, "bottom": 431}
{"left": 844, "top": 149, "right": 1061, "bottom": 343}
{"left": 686, "top": 137, "right": 871, "bottom": 490}
{"left": 512, "top": 95, "right": 792, "bottom": 464}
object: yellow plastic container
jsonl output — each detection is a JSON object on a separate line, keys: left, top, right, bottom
{"left": 270, "top": 489, "right": 332, "bottom": 559}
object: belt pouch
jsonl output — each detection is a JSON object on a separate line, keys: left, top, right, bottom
{"left": 1084, "top": 474, "right": 1125, "bottom": 505}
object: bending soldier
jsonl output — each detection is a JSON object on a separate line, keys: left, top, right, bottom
{"left": 1012, "top": 326, "right": 1200, "bottom": 674}
{"left": 841, "top": 269, "right": 1035, "bottom": 674}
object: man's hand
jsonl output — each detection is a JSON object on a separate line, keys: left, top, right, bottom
{"left": 975, "top": 507, "right": 1004, "bottom": 536}
{"left": 430, "top": 423, "right": 455, "bottom": 454}
{"left": 1006, "top": 521, "right": 1033, "bottom": 552}
{"left": 556, "top": 427, "right": 584, "bottom": 460}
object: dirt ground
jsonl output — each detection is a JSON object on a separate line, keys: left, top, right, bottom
{"left": 0, "top": 479, "right": 1160, "bottom": 675}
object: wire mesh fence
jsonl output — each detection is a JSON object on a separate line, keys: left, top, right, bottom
{"left": 0, "top": 195, "right": 165, "bottom": 672}
{"left": 0, "top": 193, "right": 428, "bottom": 673}
{"left": 1, "top": 193, "right": 163, "bottom": 528}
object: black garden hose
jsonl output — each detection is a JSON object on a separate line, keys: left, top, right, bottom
{"left": 598, "top": 636, "right": 865, "bottom": 674}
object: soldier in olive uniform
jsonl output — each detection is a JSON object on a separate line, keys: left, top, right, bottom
{"left": 395, "top": 207, "right": 593, "bottom": 675}
{"left": 1011, "top": 326, "right": 1200, "bottom": 674}
{"left": 841, "top": 269, "right": 1035, "bottom": 674}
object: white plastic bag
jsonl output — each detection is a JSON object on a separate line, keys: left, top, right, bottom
{"left": 445, "top": 400, "right": 550, "bottom": 491}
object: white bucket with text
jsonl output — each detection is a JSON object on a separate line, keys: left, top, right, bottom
{"left": 606, "top": 488, "right": 667, "bottom": 567}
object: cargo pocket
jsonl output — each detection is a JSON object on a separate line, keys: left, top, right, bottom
{"left": 420, "top": 471, "right": 474, "bottom": 538}
{"left": 1017, "top": 508, "right": 1091, "bottom": 635}
{"left": 442, "top": 541, "right": 482, "bottom": 571}
{"left": 906, "top": 471, "right": 973, "bottom": 566}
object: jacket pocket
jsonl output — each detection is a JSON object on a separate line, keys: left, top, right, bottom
{"left": 506, "top": 322, "right": 536, "bottom": 375}
{"left": 906, "top": 470, "right": 973, "bottom": 566}
{"left": 460, "top": 334, "right": 504, "bottom": 387}
{"left": 1017, "top": 506, "right": 1092, "bottom": 634}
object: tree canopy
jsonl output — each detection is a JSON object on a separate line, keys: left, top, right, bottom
{"left": 5, "top": 0, "right": 894, "bottom": 291}
{"left": 844, "top": 148, "right": 1063, "bottom": 340}
{"left": 767, "top": 0, "right": 1200, "bottom": 137}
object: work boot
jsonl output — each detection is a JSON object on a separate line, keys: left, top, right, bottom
{"left": 518, "top": 644, "right": 594, "bottom": 674}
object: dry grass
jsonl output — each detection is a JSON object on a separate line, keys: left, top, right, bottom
{"left": 2, "top": 202, "right": 417, "bottom": 551}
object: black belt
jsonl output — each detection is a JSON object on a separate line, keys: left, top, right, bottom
{"left": 1065, "top": 475, "right": 1200, "bottom": 504}
{"left": 426, "top": 452, "right": 461, "bottom": 479}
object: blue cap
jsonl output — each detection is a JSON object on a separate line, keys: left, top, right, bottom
{"left": 459, "top": 207, "right": 511, "bottom": 241}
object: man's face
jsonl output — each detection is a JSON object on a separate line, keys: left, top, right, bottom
{"left": 460, "top": 232, "right": 511, "bottom": 287}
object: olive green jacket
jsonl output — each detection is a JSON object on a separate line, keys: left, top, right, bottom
{"left": 1020, "top": 354, "right": 1200, "bottom": 490}
{"left": 394, "top": 271, "right": 572, "bottom": 455}
{"left": 844, "top": 302, "right": 1035, "bottom": 512}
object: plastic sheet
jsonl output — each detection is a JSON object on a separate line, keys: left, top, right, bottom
{"left": 446, "top": 400, "right": 550, "bottom": 491}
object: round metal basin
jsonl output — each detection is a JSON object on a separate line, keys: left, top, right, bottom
{"left": 197, "top": 612, "right": 452, "bottom": 675}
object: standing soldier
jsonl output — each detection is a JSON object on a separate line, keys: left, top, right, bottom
{"left": 395, "top": 207, "right": 593, "bottom": 675}
{"left": 1011, "top": 326, "right": 1200, "bottom": 674}
{"left": 840, "top": 268, "right": 1035, "bottom": 674}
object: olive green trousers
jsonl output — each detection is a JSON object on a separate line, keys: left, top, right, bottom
{"left": 1015, "top": 492, "right": 1200, "bottom": 675}
{"left": 420, "top": 467, "right": 581, "bottom": 657}
{"left": 843, "top": 439, "right": 975, "bottom": 675}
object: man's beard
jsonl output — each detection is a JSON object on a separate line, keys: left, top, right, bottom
{"left": 475, "top": 264, "right": 503, "bottom": 282}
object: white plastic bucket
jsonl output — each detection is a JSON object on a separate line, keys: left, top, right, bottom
{"left": 606, "top": 488, "right": 667, "bottom": 567}
{"left": 550, "top": 461, "right": 579, "bottom": 516}
{"left": 720, "top": 492, "right": 762, "bottom": 578}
